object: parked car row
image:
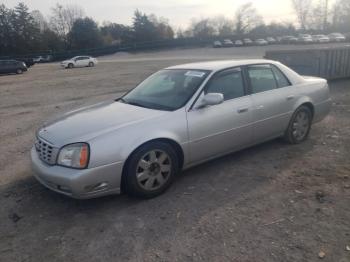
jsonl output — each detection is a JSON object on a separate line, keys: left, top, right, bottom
{"left": 213, "top": 32, "right": 347, "bottom": 48}
{"left": 0, "top": 55, "right": 98, "bottom": 76}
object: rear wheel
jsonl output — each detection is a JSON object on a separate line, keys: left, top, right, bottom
{"left": 89, "top": 62, "right": 94, "bottom": 67}
{"left": 284, "top": 105, "right": 312, "bottom": 144}
{"left": 124, "top": 141, "right": 179, "bottom": 198}
{"left": 16, "top": 68, "right": 23, "bottom": 74}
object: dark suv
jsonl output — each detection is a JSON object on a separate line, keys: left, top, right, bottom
{"left": 0, "top": 60, "right": 27, "bottom": 75}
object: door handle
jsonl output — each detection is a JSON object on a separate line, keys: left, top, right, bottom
{"left": 286, "top": 95, "right": 295, "bottom": 100}
{"left": 237, "top": 107, "right": 249, "bottom": 113}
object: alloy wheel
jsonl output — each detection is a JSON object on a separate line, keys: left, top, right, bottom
{"left": 292, "top": 110, "right": 310, "bottom": 141}
{"left": 136, "top": 150, "right": 172, "bottom": 191}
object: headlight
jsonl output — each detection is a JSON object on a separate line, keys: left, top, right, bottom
{"left": 57, "top": 143, "right": 89, "bottom": 169}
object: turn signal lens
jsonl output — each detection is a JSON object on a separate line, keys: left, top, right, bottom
{"left": 79, "top": 144, "right": 89, "bottom": 168}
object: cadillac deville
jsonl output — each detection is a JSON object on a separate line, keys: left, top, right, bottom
{"left": 31, "top": 60, "right": 331, "bottom": 199}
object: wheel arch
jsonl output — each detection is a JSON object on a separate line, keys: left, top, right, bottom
{"left": 120, "top": 138, "right": 185, "bottom": 193}
{"left": 293, "top": 96, "right": 315, "bottom": 120}
{"left": 301, "top": 102, "right": 314, "bottom": 119}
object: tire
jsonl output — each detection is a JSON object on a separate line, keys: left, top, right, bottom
{"left": 124, "top": 141, "right": 179, "bottom": 198}
{"left": 68, "top": 63, "right": 74, "bottom": 69}
{"left": 284, "top": 105, "right": 312, "bottom": 144}
{"left": 89, "top": 62, "right": 94, "bottom": 67}
{"left": 16, "top": 69, "right": 23, "bottom": 74}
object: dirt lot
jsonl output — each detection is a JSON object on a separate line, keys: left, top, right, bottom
{"left": 0, "top": 45, "right": 350, "bottom": 262}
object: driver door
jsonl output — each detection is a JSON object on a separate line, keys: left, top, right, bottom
{"left": 187, "top": 68, "right": 253, "bottom": 164}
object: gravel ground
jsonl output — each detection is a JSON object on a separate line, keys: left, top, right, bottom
{"left": 0, "top": 45, "right": 349, "bottom": 262}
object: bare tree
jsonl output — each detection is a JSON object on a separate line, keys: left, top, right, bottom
{"left": 234, "top": 3, "right": 263, "bottom": 35}
{"left": 211, "top": 16, "right": 234, "bottom": 36}
{"left": 307, "top": 0, "right": 331, "bottom": 30}
{"left": 331, "top": 0, "right": 350, "bottom": 31}
{"left": 49, "top": 4, "right": 84, "bottom": 38}
{"left": 291, "top": 0, "right": 312, "bottom": 30}
{"left": 190, "top": 18, "right": 216, "bottom": 38}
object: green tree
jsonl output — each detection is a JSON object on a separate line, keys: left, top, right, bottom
{"left": 100, "top": 22, "right": 133, "bottom": 45}
{"left": 68, "top": 17, "right": 102, "bottom": 49}
{"left": 132, "top": 10, "right": 158, "bottom": 42}
{"left": 0, "top": 4, "right": 14, "bottom": 55}
{"left": 12, "top": 2, "right": 41, "bottom": 54}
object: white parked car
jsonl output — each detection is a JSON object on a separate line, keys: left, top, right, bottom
{"left": 328, "top": 33, "right": 346, "bottom": 42}
{"left": 255, "top": 39, "right": 268, "bottom": 46}
{"left": 298, "top": 34, "right": 313, "bottom": 44}
{"left": 235, "top": 40, "right": 244, "bottom": 46}
{"left": 213, "top": 41, "right": 222, "bottom": 48}
{"left": 266, "top": 37, "right": 277, "bottom": 44}
{"left": 312, "top": 35, "right": 330, "bottom": 43}
{"left": 60, "top": 56, "right": 98, "bottom": 69}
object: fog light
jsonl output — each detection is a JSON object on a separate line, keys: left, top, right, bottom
{"left": 84, "top": 182, "right": 108, "bottom": 193}
{"left": 57, "top": 185, "right": 71, "bottom": 193}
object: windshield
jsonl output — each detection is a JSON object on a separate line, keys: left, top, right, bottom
{"left": 121, "top": 69, "right": 210, "bottom": 111}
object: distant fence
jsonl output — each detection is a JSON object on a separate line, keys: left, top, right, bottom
{"left": 265, "top": 46, "right": 350, "bottom": 80}
{"left": 0, "top": 37, "right": 216, "bottom": 62}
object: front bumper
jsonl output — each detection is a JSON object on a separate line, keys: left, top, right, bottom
{"left": 31, "top": 147, "right": 123, "bottom": 199}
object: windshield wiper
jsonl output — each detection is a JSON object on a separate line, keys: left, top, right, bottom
{"left": 125, "top": 100, "right": 149, "bottom": 109}
{"left": 118, "top": 98, "right": 172, "bottom": 111}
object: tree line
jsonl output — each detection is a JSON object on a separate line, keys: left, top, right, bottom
{"left": 0, "top": 1, "right": 349, "bottom": 56}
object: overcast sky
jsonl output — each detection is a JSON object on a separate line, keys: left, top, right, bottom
{"left": 4, "top": 0, "right": 299, "bottom": 28}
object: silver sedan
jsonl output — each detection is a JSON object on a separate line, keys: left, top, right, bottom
{"left": 31, "top": 59, "right": 331, "bottom": 199}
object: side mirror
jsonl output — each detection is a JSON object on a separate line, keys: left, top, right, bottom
{"left": 196, "top": 93, "right": 224, "bottom": 109}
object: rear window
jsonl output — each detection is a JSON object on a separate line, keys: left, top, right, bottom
{"left": 247, "top": 65, "right": 277, "bottom": 94}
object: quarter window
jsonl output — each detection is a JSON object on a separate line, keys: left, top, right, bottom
{"left": 247, "top": 65, "right": 277, "bottom": 94}
{"left": 271, "top": 65, "right": 290, "bottom": 88}
{"left": 205, "top": 68, "right": 245, "bottom": 101}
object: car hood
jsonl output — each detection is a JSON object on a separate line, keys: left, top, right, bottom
{"left": 37, "top": 101, "right": 166, "bottom": 146}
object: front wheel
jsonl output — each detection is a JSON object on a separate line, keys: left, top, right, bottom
{"left": 68, "top": 63, "right": 74, "bottom": 69}
{"left": 124, "top": 141, "right": 179, "bottom": 198}
{"left": 284, "top": 105, "right": 312, "bottom": 144}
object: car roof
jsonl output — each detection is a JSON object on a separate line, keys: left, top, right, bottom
{"left": 166, "top": 59, "right": 278, "bottom": 71}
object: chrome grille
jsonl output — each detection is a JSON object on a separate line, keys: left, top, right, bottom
{"left": 35, "top": 137, "right": 59, "bottom": 165}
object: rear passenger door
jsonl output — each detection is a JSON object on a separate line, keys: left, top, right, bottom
{"left": 246, "top": 64, "right": 295, "bottom": 143}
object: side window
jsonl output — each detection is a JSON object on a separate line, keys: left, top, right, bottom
{"left": 205, "top": 68, "right": 245, "bottom": 101}
{"left": 247, "top": 65, "right": 277, "bottom": 94}
{"left": 271, "top": 65, "right": 291, "bottom": 88}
